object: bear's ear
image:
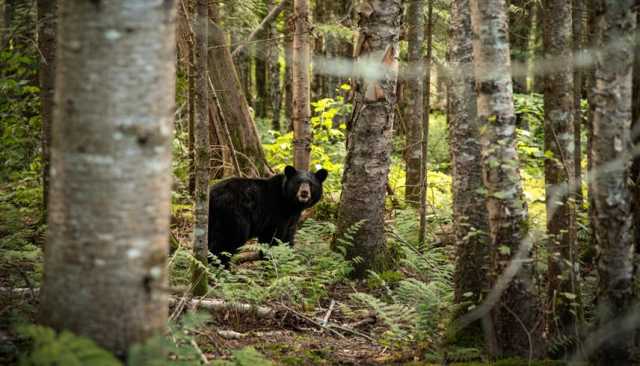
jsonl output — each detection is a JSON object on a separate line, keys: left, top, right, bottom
{"left": 284, "top": 165, "right": 297, "bottom": 178}
{"left": 315, "top": 169, "right": 328, "bottom": 183}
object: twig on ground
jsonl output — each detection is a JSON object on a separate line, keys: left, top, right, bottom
{"left": 322, "top": 299, "right": 336, "bottom": 326}
{"left": 279, "top": 303, "right": 346, "bottom": 339}
{"left": 190, "top": 339, "right": 210, "bottom": 364}
{"left": 347, "top": 316, "right": 377, "bottom": 328}
{"left": 217, "top": 329, "right": 291, "bottom": 339}
{"left": 328, "top": 323, "right": 377, "bottom": 343}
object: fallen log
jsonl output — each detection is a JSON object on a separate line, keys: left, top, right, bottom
{"left": 169, "top": 297, "right": 274, "bottom": 318}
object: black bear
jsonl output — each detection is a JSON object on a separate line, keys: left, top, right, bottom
{"left": 208, "top": 165, "right": 328, "bottom": 265}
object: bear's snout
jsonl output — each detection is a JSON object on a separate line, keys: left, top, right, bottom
{"left": 297, "top": 182, "right": 311, "bottom": 202}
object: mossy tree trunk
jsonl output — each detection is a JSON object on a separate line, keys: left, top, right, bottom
{"left": 335, "top": 0, "right": 402, "bottom": 278}
{"left": 469, "top": 0, "right": 543, "bottom": 357}
{"left": 39, "top": 0, "right": 175, "bottom": 356}
{"left": 591, "top": 0, "right": 636, "bottom": 363}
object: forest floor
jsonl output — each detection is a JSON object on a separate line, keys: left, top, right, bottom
{"left": 0, "top": 181, "right": 567, "bottom": 365}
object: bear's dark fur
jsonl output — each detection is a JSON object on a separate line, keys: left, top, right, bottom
{"left": 208, "top": 165, "right": 328, "bottom": 265}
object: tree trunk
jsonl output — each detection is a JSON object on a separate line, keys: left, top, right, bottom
{"left": 191, "top": 0, "right": 209, "bottom": 297}
{"left": 585, "top": 0, "right": 598, "bottom": 269}
{"left": 39, "top": 0, "right": 175, "bottom": 357}
{"left": 255, "top": 26, "right": 268, "bottom": 118}
{"left": 284, "top": 1, "right": 294, "bottom": 129}
{"left": 448, "top": 0, "right": 492, "bottom": 347}
{"left": 403, "top": 0, "right": 424, "bottom": 206}
{"left": 335, "top": 0, "right": 402, "bottom": 278}
{"left": 508, "top": 0, "right": 533, "bottom": 93}
{"left": 1, "top": 0, "right": 14, "bottom": 49}
{"left": 632, "top": 6, "right": 640, "bottom": 266}
{"left": 292, "top": 0, "right": 311, "bottom": 169}
{"left": 208, "top": 20, "right": 272, "bottom": 177}
{"left": 469, "top": 0, "right": 543, "bottom": 357}
{"left": 188, "top": 26, "right": 196, "bottom": 196}
{"left": 542, "top": 0, "right": 577, "bottom": 340}
{"left": 232, "top": 32, "right": 253, "bottom": 108}
{"left": 531, "top": 3, "right": 545, "bottom": 94}
{"left": 311, "top": 0, "right": 325, "bottom": 100}
{"left": 418, "top": 1, "right": 432, "bottom": 245}
{"left": 573, "top": 0, "right": 584, "bottom": 208}
{"left": 591, "top": 1, "right": 636, "bottom": 362}
{"left": 37, "top": 0, "right": 56, "bottom": 219}
{"left": 267, "top": 0, "right": 282, "bottom": 131}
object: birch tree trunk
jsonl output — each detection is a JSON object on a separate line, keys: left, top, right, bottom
{"left": 591, "top": 1, "right": 636, "bottom": 362}
{"left": 292, "top": 0, "right": 311, "bottom": 169}
{"left": 448, "top": 0, "right": 492, "bottom": 347}
{"left": 39, "top": 0, "right": 176, "bottom": 356}
{"left": 469, "top": 0, "right": 543, "bottom": 357}
{"left": 37, "top": 0, "right": 56, "bottom": 217}
{"left": 191, "top": 0, "right": 209, "bottom": 297}
{"left": 403, "top": 0, "right": 424, "bottom": 206}
{"left": 335, "top": 0, "right": 402, "bottom": 278}
{"left": 542, "top": 0, "right": 577, "bottom": 338}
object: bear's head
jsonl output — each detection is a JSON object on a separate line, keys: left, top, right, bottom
{"left": 283, "top": 165, "right": 328, "bottom": 209}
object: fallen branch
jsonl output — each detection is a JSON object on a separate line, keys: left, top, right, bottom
{"left": 169, "top": 297, "right": 274, "bottom": 318}
{"left": 347, "top": 316, "right": 377, "bottom": 328}
{"left": 231, "top": 0, "right": 289, "bottom": 58}
{"left": 322, "top": 299, "right": 336, "bottom": 326}
{"left": 279, "top": 303, "right": 346, "bottom": 339}
{"left": 217, "top": 329, "right": 290, "bottom": 339}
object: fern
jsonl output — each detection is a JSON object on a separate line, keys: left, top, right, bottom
{"left": 548, "top": 333, "right": 578, "bottom": 356}
{"left": 350, "top": 292, "right": 417, "bottom": 343}
{"left": 18, "top": 325, "right": 121, "bottom": 366}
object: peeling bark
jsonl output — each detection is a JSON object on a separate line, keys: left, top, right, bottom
{"left": 292, "top": 0, "right": 311, "bottom": 169}
{"left": 448, "top": 0, "right": 492, "bottom": 347}
{"left": 39, "top": 0, "right": 175, "bottom": 356}
{"left": 469, "top": 0, "right": 543, "bottom": 357}
{"left": 591, "top": 1, "right": 636, "bottom": 362}
{"left": 542, "top": 0, "right": 577, "bottom": 338}
{"left": 335, "top": 0, "right": 402, "bottom": 278}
